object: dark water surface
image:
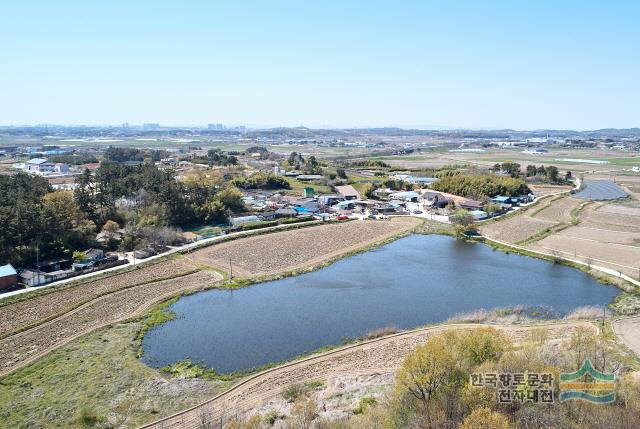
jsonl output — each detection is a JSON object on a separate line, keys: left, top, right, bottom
{"left": 141, "top": 234, "right": 618, "bottom": 373}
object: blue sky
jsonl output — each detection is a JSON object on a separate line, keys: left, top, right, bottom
{"left": 1, "top": 1, "right": 639, "bottom": 129}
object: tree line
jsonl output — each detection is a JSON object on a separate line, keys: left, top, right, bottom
{"left": 432, "top": 174, "right": 531, "bottom": 199}
{"left": 0, "top": 162, "right": 248, "bottom": 267}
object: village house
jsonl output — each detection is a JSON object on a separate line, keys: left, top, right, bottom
{"left": 96, "top": 228, "right": 126, "bottom": 243}
{"left": 389, "top": 191, "right": 420, "bottom": 202}
{"left": 0, "top": 264, "right": 17, "bottom": 289}
{"left": 72, "top": 248, "right": 105, "bottom": 271}
{"left": 230, "top": 215, "right": 260, "bottom": 227}
{"left": 23, "top": 158, "right": 70, "bottom": 176}
{"left": 421, "top": 191, "right": 451, "bottom": 209}
{"left": 335, "top": 185, "right": 361, "bottom": 200}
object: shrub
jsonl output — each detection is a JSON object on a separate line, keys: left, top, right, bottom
{"left": 76, "top": 406, "right": 98, "bottom": 426}
{"left": 353, "top": 396, "right": 377, "bottom": 414}
{"left": 282, "top": 383, "right": 307, "bottom": 403}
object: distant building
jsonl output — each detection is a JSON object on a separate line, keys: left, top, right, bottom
{"left": 23, "top": 158, "right": 69, "bottom": 176}
{"left": 230, "top": 215, "right": 260, "bottom": 227}
{"left": 523, "top": 147, "right": 548, "bottom": 155}
{"left": 296, "top": 174, "right": 323, "bottom": 181}
{"left": 335, "top": 185, "right": 361, "bottom": 200}
{"left": 389, "top": 191, "right": 420, "bottom": 202}
{"left": 25, "top": 158, "right": 53, "bottom": 174}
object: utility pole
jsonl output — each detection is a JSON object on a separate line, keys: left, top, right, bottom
{"left": 229, "top": 256, "right": 233, "bottom": 279}
{"left": 36, "top": 241, "right": 40, "bottom": 286}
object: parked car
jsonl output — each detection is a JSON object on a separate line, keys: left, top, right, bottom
{"left": 336, "top": 214, "right": 349, "bottom": 220}
{"left": 412, "top": 210, "right": 423, "bottom": 214}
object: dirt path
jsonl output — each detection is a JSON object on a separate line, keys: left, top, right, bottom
{"left": 140, "top": 321, "right": 594, "bottom": 429}
{"left": 0, "top": 270, "right": 222, "bottom": 377}
{"left": 613, "top": 316, "right": 640, "bottom": 356}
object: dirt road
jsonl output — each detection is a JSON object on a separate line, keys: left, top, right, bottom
{"left": 613, "top": 316, "right": 640, "bottom": 357}
{"left": 140, "top": 321, "right": 595, "bottom": 429}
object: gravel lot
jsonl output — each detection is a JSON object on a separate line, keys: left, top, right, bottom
{"left": 0, "top": 258, "right": 197, "bottom": 338}
{"left": 191, "top": 219, "right": 421, "bottom": 277}
{"left": 0, "top": 270, "right": 221, "bottom": 377}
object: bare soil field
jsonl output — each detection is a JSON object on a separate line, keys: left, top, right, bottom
{"left": 531, "top": 235, "right": 640, "bottom": 278}
{"left": 381, "top": 148, "right": 632, "bottom": 174}
{"left": 528, "top": 183, "right": 573, "bottom": 197}
{"left": 0, "top": 270, "right": 221, "bottom": 377}
{"left": 557, "top": 226, "right": 640, "bottom": 246}
{"left": 0, "top": 258, "right": 198, "bottom": 338}
{"left": 529, "top": 195, "right": 580, "bottom": 223}
{"left": 482, "top": 192, "right": 640, "bottom": 279}
{"left": 580, "top": 202, "right": 640, "bottom": 233}
{"left": 191, "top": 218, "right": 421, "bottom": 278}
{"left": 479, "top": 196, "right": 564, "bottom": 244}
{"left": 141, "top": 321, "right": 595, "bottom": 429}
{"left": 480, "top": 215, "right": 554, "bottom": 244}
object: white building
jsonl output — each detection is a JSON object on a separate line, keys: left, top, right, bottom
{"left": 23, "top": 158, "right": 69, "bottom": 176}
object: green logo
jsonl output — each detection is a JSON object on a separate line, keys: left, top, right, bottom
{"left": 559, "top": 360, "right": 615, "bottom": 403}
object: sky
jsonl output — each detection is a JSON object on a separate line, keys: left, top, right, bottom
{"left": 1, "top": 0, "right": 639, "bottom": 130}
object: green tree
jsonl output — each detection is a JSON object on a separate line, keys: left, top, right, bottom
{"left": 449, "top": 209, "right": 477, "bottom": 237}
{"left": 546, "top": 165, "right": 559, "bottom": 182}
{"left": 395, "top": 334, "right": 457, "bottom": 411}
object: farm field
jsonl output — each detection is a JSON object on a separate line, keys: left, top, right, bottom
{"left": 580, "top": 202, "right": 640, "bottom": 233}
{"left": 482, "top": 190, "right": 640, "bottom": 279}
{"left": 375, "top": 148, "right": 638, "bottom": 174}
{"left": 191, "top": 218, "right": 421, "bottom": 277}
{"left": 528, "top": 183, "right": 573, "bottom": 196}
{"left": 531, "top": 235, "right": 640, "bottom": 277}
{"left": 0, "top": 258, "right": 198, "bottom": 338}
{"left": 529, "top": 195, "right": 581, "bottom": 223}
{"left": 0, "top": 270, "right": 221, "bottom": 377}
{"left": 478, "top": 194, "right": 570, "bottom": 244}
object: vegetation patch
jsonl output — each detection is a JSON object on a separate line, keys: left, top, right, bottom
{"left": 161, "top": 359, "right": 219, "bottom": 379}
{"left": 0, "top": 323, "right": 225, "bottom": 429}
{"left": 134, "top": 297, "right": 178, "bottom": 357}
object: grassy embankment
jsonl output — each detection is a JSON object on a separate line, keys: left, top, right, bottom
{"left": 0, "top": 322, "right": 231, "bottom": 429}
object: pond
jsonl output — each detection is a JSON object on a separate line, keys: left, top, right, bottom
{"left": 141, "top": 234, "right": 618, "bottom": 374}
